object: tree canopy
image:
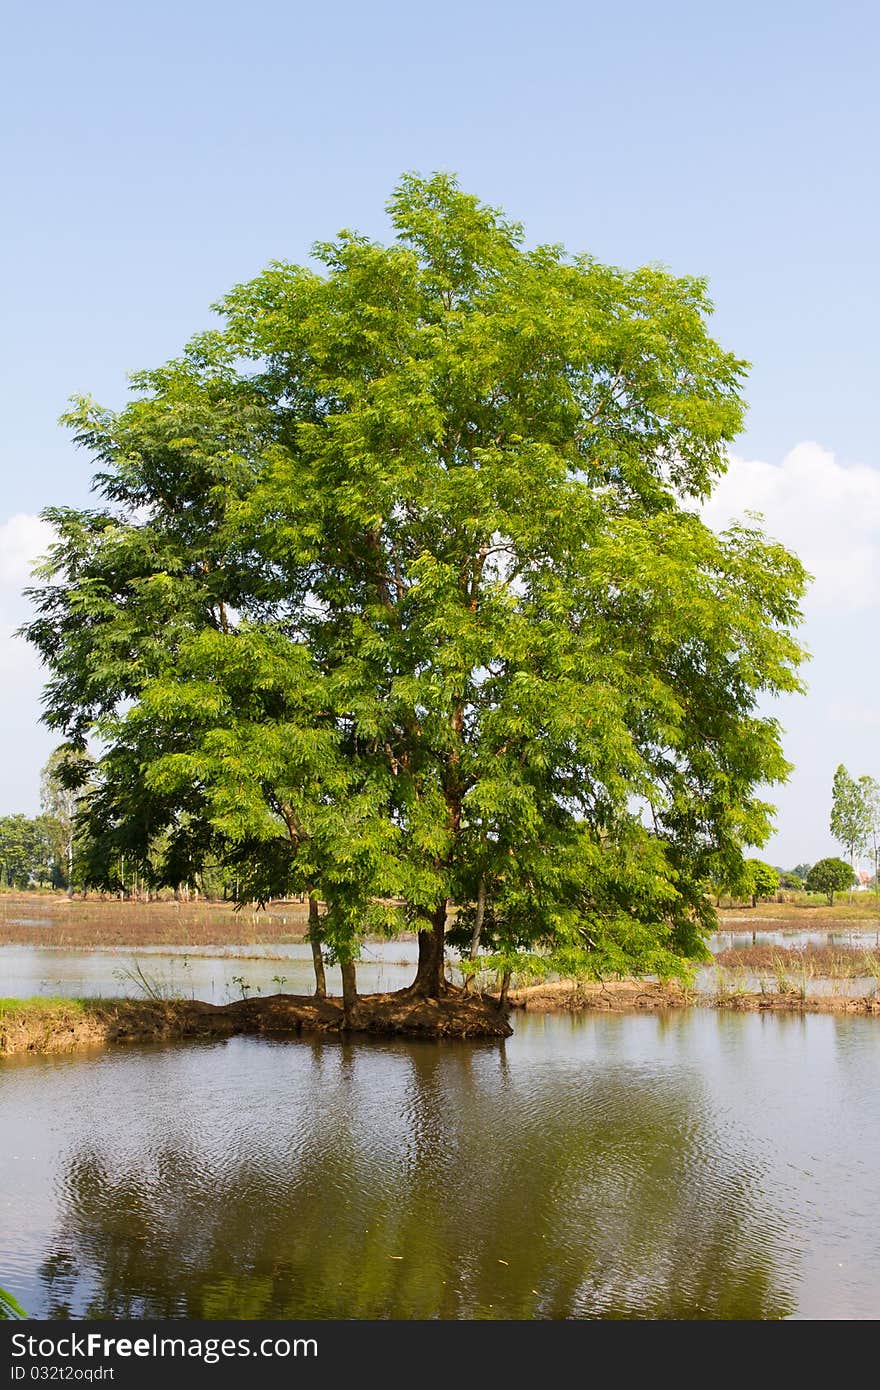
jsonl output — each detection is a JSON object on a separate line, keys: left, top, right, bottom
{"left": 0, "top": 814, "right": 54, "bottom": 889}
{"left": 805, "top": 857, "right": 855, "bottom": 906}
{"left": 23, "top": 172, "right": 808, "bottom": 997}
{"left": 860, "top": 775, "right": 880, "bottom": 896}
{"left": 830, "top": 764, "right": 870, "bottom": 870}
{"left": 744, "top": 859, "right": 780, "bottom": 908}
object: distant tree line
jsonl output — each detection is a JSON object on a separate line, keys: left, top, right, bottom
{"left": 0, "top": 747, "right": 239, "bottom": 899}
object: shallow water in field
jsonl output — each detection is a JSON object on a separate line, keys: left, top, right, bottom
{"left": 714, "top": 927, "right": 880, "bottom": 951}
{"left": 1, "top": 1010, "right": 879, "bottom": 1320}
{"left": 3, "top": 930, "right": 878, "bottom": 1005}
{"left": 0, "top": 940, "right": 418, "bottom": 1001}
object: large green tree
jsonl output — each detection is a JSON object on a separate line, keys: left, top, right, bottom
{"left": 23, "top": 173, "right": 807, "bottom": 997}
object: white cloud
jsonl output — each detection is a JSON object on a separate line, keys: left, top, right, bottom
{"left": 701, "top": 442, "right": 880, "bottom": 612}
{"left": 0, "top": 515, "right": 56, "bottom": 811}
{"left": 0, "top": 513, "right": 53, "bottom": 590}
{"left": 0, "top": 514, "right": 54, "bottom": 646}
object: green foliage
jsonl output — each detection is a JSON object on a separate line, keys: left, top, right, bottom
{"left": 40, "top": 744, "right": 95, "bottom": 889}
{"left": 805, "top": 857, "right": 855, "bottom": 905}
{"left": 777, "top": 869, "right": 804, "bottom": 891}
{"left": 0, "top": 812, "right": 57, "bottom": 888}
{"left": 21, "top": 172, "right": 808, "bottom": 984}
{"left": 830, "top": 764, "right": 870, "bottom": 865}
{"left": 859, "top": 775, "right": 880, "bottom": 896}
{"left": 744, "top": 858, "right": 780, "bottom": 905}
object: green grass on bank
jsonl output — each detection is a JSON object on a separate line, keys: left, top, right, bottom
{"left": 0, "top": 996, "right": 97, "bottom": 1057}
{"left": 0, "top": 995, "right": 89, "bottom": 1018}
{"left": 0, "top": 995, "right": 183, "bottom": 1057}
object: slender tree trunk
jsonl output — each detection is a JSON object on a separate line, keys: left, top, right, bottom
{"left": 469, "top": 877, "right": 486, "bottom": 960}
{"left": 499, "top": 968, "right": 512, "bottom": 1009}
{"left": 462, "top": 877, "right": 487, "bottom": 994}
{"left": 340, "top": 958, "right": 358, "bottom": 1023}
{"left": 849, "top": 844, "right": 856, "bottom": 903}
{"left": 409, "top": 900, "right": 448, "bottom": 997}
{"left": 308, "top": 893, "right": 326, "bottom": 999}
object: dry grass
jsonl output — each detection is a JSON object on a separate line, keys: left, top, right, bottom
{"left": 0, "top": 893, "right": 312, "bottom": 947}
{"left": 719, "top": 900, "right": 880, "bottom": 927}
{"left": 715, "top": 943, "right": 880, "bottom": 978}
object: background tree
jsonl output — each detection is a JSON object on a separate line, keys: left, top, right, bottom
{"left": 0, "top": 815, "right": 40, "bottom": 889}
{"left": 858, "top": 775, "right": 880, "bottom": 899}
{"left": 805, "top": 857, "right": 854, "bottom": 906}
{"left": 23, "top": 173, "right": 808, "bottom": 996}
{"left": 744, "top": 859, "right": 780, "bottom": 908}
{"left": 777, "top": 868, "right": 804, "bottom": 891}
{"left": 40, "top": 745, "right": 94, "bottom": 893}
{"left": 830, "top": 764, "right": 869, "bottom": 901}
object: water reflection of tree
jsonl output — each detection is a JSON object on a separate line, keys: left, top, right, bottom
{"left": 40, "top": 1038, "right": 795, "bottom": 1319}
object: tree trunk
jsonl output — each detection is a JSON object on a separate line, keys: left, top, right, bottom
{"left": 469, "top": 877, "right": 486, "bottom": 960}
{"left": 409, "top": 900, "right": 448, "bottom": 997}
{"left": 308, "top": 894, "right": 326, "bottom": 999}
{"left": 462, "top": 878, "right": 487, "bottom": 994}
{"left": 499, "top": 968, "right": 512, "bottom": 1009}
{"left": 340, "top": 959, "right": 358, "bottom": 1023}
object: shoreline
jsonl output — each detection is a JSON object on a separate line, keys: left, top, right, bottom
{"left": 0, "top": 990, "right": 512, "bottom": 1056}
{"left": 2, "top": 979, "right": 880, "bottom": 1057}
{"left": 505, "top": 978, "right": 880, "bottom": 1016}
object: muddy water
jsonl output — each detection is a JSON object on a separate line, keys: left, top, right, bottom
{"left": 714, "top": 928, "right": 880, "bottom": 950}
{"left": 1, "top": 1010, "right": 878, "bottom": 1320}
{"left": 0, "top": 941, "right": 419, "bottom": 1001}
{"left": 3, "top": 935, "right": 877, "bottom": 1004}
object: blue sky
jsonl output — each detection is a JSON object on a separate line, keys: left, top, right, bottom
{"left": 1, "top": 0, "right": 878, "bottom": 866}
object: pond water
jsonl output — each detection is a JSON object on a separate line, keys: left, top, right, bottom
{"left": 0, "top": 942, "right": 419, "bottom": 1001}
{"left": 1, "top": 1010, "right": 878, "bottom": 1320}
{"left": 714, "top": 928, "right": 880, "bottom": 951}
{"left": 3, "top": 937, "right": 877, "bottom": 1004}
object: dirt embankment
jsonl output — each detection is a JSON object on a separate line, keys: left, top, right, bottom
{"left": 0, "top": 990, "right": 512, "bottom": 1057}
{"left": 505, "top": 979, "right": 880, "bottom": 1016}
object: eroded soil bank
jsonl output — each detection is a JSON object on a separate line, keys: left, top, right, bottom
{"left": 505, "top": 979, "right": 880, "bottom": 1015}
{"left": 5, "top": 978, "right": 880, "bottom": 1057}
{"left": 0, "top": 990, "right": 512, "bottom": 1056}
